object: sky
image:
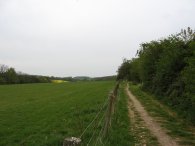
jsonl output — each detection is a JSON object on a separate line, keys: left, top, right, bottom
{"left": 0, "top": 0, "right": 195, "bottom": 77}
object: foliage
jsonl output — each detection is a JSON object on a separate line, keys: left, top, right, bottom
{"left": 117, "top": 27, "right": 195, "bottom": 124}
{"left": 117, "top": 59, "right": 131, "bottom": 80}
{"left": 0, "top": 64, "right": 51, "bottom": 84}
{"left": 92, "top": 75, "right": 116, "bottom": 81}
{"left": 0, "top": 65, "right": 116, "bottom": 84}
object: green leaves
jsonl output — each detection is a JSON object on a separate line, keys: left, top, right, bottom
{"left": 117, "top": 27, "right": 195, "bottom": 124}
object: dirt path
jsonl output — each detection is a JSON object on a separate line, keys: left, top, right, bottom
{"left": 125, "top": 84, "right": 179, "bottom": 146}
{"left": 128, "top": 96, "right": 160, "bottom": 145}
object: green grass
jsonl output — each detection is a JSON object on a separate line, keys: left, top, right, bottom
{"left": 0, "top": 81, "right": 116, "bottom": 146}
{"left": 103, "top": 84, "right": 135, "bottom": 146}
{"left": 128, "top": 83, "right": 195, "bottom": 145}
{"left": 105, "top": 83, "right": 159, "bottom": 146}
{"left": 0, "top": 81, "right": 135, "bottom": 146}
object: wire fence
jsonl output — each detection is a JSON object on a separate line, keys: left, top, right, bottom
{"left": 79, "top": 96, "right": 109, "bottom": 139}
{"left": 63, "top": 82, "right": 120, "bottom": 146}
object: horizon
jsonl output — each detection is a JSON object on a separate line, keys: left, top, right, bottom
{"left": 0, "top": 64, "right": 116, "bottom": 78}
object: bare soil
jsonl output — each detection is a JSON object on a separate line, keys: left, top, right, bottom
{"left": 128, "top": 97, "right": 159, "bottom": 145}
{"left": 126, "top": 84, "right": 179, "bottom": 146}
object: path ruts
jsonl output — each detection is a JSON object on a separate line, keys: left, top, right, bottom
{"left": 125, "top": 84, "right": 179, "bottom": 146}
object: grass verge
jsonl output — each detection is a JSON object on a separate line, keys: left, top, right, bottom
{"left": 128, "top": 82, "right": 195, "bottom": 145}
{"left": 102, "top": 83, "right": 135, "bottom": 146}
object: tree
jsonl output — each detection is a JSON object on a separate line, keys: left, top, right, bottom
{"left": 117, "top": 27, "right": 195, "bottom": 124}
{"left": 5, "top": 68, "right": 18, "bottom": 84}
{"left": 117, "top": 59, "right": 131, "bottom": 80}
{"left": 0, "top": 64, "right": 9, "bottom": 84}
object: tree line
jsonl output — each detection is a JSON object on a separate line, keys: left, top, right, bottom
{"left": 0, "top": 65, "right": 117, "bottom": 85}
{"left": 117, "top": 27, "right": 195, "bottom": 124}
{"left": 0, "top": 65, "right": 50, "bottom": 84}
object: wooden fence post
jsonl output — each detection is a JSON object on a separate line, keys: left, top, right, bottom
{"left": 112, "top": 82, "right": 119, "bottom": 114}
{"left": 103, "top": 82, "right": 120, "bottom": 138}
{"left": 103, "top": 92, "right": 114, "bottom": 138}
{"left": 63, "top": 137, "right": 81, "bottom": 146}
{"left": 113, "top": 82, "right": 119, "bottom": 97}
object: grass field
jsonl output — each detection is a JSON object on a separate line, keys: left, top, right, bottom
{"left": 51, "top": 80, "right": 67, "bottom": 83}
{"left": 102, "top": 83, "right": 134, "bottom": 146}
{"left": 0, "top": 81, "right": 134, "bottom": 146}
{"left": 0, "top": 81, "right": 114, "bottom": 146}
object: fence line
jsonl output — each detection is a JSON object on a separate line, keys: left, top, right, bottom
{"left": 102, "top": 82, "right": 120, "bottom": 138}
{"left": 94, "top": 120, "right": 105, "bottom": 146}
{"left": 79, "top": 97, "right": 109, "bottom": 139}
{"left": 63, "top": 82, "right": 120, "bottom": 146}
{"left": 87, "top": 110, "right": 105, "bottom": 146}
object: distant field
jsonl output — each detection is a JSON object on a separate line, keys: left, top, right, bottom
{"left": 0, "top": 81, "right": 118, "bottom": 146}
{"left": 51, "top": 80, "right": 67, "bottom": 83}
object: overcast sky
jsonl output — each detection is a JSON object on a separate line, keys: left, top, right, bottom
{"left": 0, "top": 0, "right": 194, "bottom": 77}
